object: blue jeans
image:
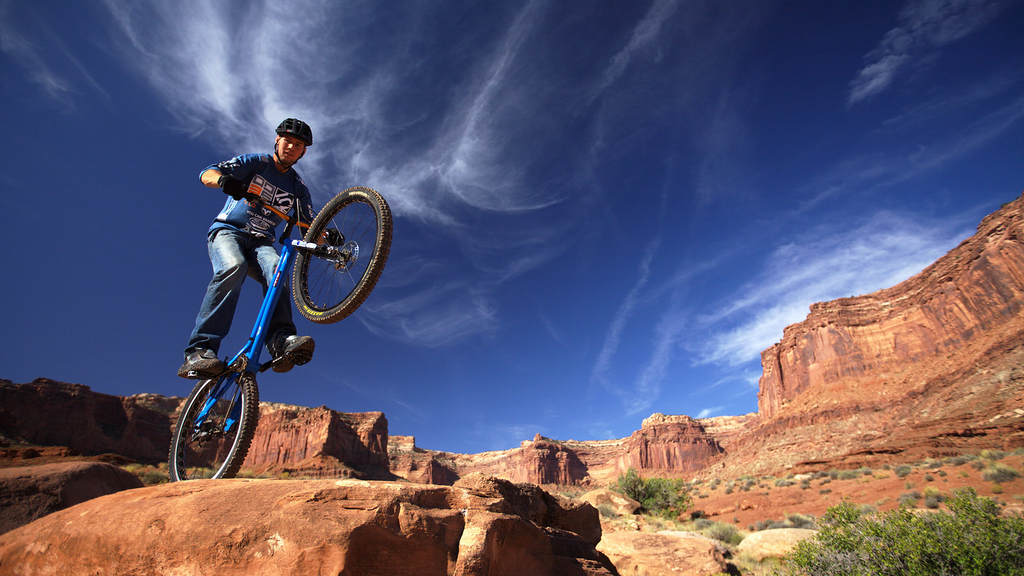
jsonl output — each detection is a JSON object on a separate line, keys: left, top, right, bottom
{"left": 185, "top": 228, "right": 295, "bottom": 356}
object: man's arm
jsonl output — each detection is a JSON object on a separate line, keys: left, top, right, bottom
{"left": 200, "top": 168, "right": 222, "bottom": 188}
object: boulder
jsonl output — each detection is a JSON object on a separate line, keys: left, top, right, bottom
{"left": 579, "top": 488, "right": 641, "bottom": 516}
{"left": 0, "top": 461, "right": 143, "bottom": 534}
{"left": 597, "top": 530, "right": 732, "bottom": 576}
{"left": 0, "top": 474, "right": 615, "bottom": 576}
{"left": 737, "top": 528, "right": 817, "bottom": 561}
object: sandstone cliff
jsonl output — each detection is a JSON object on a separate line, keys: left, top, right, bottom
{"left": 759, "top": 196, "right": 1024, "bottom": 420}
{"left": 0, "top": 380, "right": 393, "bottom": 480}
{"left": 713, "top": 194, "right": 1024, "bottom": 477}
{"left": 0, "top": 379, "right": 177, "bottom": 463}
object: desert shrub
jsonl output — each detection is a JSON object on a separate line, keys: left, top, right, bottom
{"left": 702, "top": 521, "right": 743, "bottom": 545}
{"left": 140, "top": 470, "right": 167, "bottom": 485}
{"left": 992, "top": 484, "right": 1004, "bottom": 495}
{"left": 983, "top": 463, "right": 1021, "bottom": 483}
{"left": 924, "top": 495, "right": 941, "bottom": 509}
{"left": 836, "top": 469, "right": 860, "bottom": 481}
{"left": 783, "top": 489, "right": 1024, "bottom": 576}
{"left": 924, "top": 474, "right": 934, "bottom": 482}
{"left": 898, "top": 491, "right": 922, "bottom": 507}
{"left": 946, "top": 455, "right": 974, "bottom": 466}
{"left": 895, "top": 465, "right": 913, "bottom": 478}
{"left": 752, "top": 513, "right": 817, "bottom": 532}
{"left": 597, "top": 504, "right": 618, "bottom": 519}
{"left": 776, "top": 478, "right": 797, "bottom": 487}
{"left": 971, "top": 460, "right": 987, "bottom": 471}
{"left": 787, "top": 513, "right": 818, "bottom": 529}
{"left": 981, "top": 449, "right": 1007, "bottom": 461}
{"left": 800, "top": 479, "right": 811, "bottom": 490}
{"left": 611, "top": 468, "right": 692, "bottom": 519}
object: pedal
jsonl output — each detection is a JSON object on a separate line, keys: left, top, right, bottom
{"left": 291, "top": 350, "right": 313, "bottom": 366}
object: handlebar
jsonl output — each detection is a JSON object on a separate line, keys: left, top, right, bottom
{"left": 243, "top": 194, "right": 311, "bottom": 244}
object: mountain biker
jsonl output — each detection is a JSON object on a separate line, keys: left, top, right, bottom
{"left": 178, "top": 118, "right": 318, "bottom": 379}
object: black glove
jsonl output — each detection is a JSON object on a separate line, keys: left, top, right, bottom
{"left": 218, "top": 174, "right": 248, "bottom": 201}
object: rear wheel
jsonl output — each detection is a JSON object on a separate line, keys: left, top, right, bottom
{"left": 293, "top": 186, "right": 392, "bottom": 324}
{"left": 168, "top": 372, "right": 259, "bottom": 481}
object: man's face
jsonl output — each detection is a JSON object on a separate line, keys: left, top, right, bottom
{"left": 275, "top": 135, "right": 307, "bottom": 165}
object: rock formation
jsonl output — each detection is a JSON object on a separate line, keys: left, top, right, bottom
{"left": 612, "top": 414, "right": 724, "bottom": 474}
{"left": 0, "top": 473, "right": 616, "bottom": 576}
{"left": 0, "top": 379, "right": 178, "bottom": 463}
{"left": 243, "top": 403, "right": 391, "bottom": 479}
{"left": 597, "top": 531, "right": 733, "bottom": 576}
{"left": 0, "top": 379, "right": 394, "bottom": 480}
{"left": 759, "top": 196, "right": 1024, "bottom": 420}
{"left": 0, "top": 462, "right": 143, "bottom": 534}
{"left": 711, "top": 194, "right": 1024, "bottom": 477}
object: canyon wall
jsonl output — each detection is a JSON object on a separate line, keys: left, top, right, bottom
{"left": 0, "top": 379, "right": 392, "bottom": 480}
{"left": 759, "top": 196, "right": 1024, "bottom": 420}
{"left": 0, "top": 379, "right": 177, "bottom": 463}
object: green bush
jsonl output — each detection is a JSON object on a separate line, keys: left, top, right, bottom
{"left": 611, "top": 468, "right": 692, "bottom": 519}
{"left": 702, "top": 521, "right": 743, "bottom": 545}
{"left": 983, "top": 463, "right": 1021, "bottom": 483}
{"left": 783, "top": 488, "right": 1024, "bottom": 575}
{"left": 895, "top": 465, "right": 913, "bottom": 478}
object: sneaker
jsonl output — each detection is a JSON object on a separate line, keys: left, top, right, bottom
{"left": 177, "top": 349, "right": 226, "bottom": 379}
{"left": 268, "top": 335, "right": 315, "bottom": 373}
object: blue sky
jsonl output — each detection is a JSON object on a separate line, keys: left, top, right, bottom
{"left": 1, "top": 0, "right": 1021, "bottom": 454}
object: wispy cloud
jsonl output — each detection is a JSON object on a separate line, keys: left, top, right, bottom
{"left": 849, "top": 0, "right": 1006, "bottom": 105}
{"left": 0, "top": 4, "right": 106, "bottom": 105}
{"left": 694, "top": 210, "right": 974, "bottom": 366}
{"left": 591, "top": 239, "right": 661, "bottom": 409}
{"left": 359, "top": 281, "right": 497, "bottom": 348}
{"left": 96, "top": 0, "right": 569, "bottom": 347}
{"left": 592, "top": 0, "right": 679, "bottom": 99}
{"left": 799, "top": 94, "right": 1024, "bottom": 213}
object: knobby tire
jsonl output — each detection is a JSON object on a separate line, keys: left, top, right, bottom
{"left": 293, "top": 186, "right": 392, "bottom": 324}
{"left": 167, "top": 372, "right": 260, "bottom": 481}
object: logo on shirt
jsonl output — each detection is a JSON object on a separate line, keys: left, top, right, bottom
{"left": 244, "top": 175, "right": 297, "bottom": 234}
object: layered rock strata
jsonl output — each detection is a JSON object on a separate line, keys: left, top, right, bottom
{"left": 244, "top": 403, "right": 391, "bottom": 479}
{"left": 759, "top": 195, "right": 1024, "bottom": 419}
{"left": 0, "top": 379, "right": 177, "bottom": 463}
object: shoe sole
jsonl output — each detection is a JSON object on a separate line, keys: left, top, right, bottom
{"left": 272, "top": 340, "right": 315, "bottom": 373}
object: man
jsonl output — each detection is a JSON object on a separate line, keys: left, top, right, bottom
{"left": 178, "top": 118, "right": 318, "bottom": 379}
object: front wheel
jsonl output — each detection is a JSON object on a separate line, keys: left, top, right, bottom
{"left": 293, "top": 186, "right": 392, "bottom": 324}
{"left": 168, "top": 372, "right": 260, "bottom": 481}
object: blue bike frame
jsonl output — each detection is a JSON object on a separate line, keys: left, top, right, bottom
{"left": 192, "top": 204, "right": 319, "bottom": 434}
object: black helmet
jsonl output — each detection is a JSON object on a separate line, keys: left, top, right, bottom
{"left": 276, "top": 118, "right": 313, "bottom": 146}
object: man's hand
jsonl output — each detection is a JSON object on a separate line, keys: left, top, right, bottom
{"left": 218, "top": 174, "right": 249, "bottom": 201}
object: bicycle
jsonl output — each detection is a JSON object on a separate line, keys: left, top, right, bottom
{"left": 167, "top": 186, "right": 392, "bottom": 481}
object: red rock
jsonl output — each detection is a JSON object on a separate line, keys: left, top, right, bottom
{"left": 243, "top": 403, "right": 391, "bottom": 479}
{"left": 0, "top": 379, "right": 178, "bottom": 463}
{"left": 613, "top": 414, "right": 724, "bottom": 474}
{"left": 0, "top": 475, "right": 615, "bottom": 576}
{"left": 0, "top": 462, "right": 142, "bottom": 534}
{"left": 597, "top": 530, "right": 733, "bottom": 576}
